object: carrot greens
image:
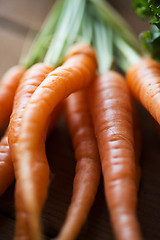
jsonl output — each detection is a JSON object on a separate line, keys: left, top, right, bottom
{"left": 79, "top": 7, "right": 93, "bottom": 45}
{"left": 92, "top": 20, "right": 113, "bottom": 73}
{"left": 44, "top": 0, "right": 86, "bottom": 67}
{"left": 133, "top": 0, "right": 160, "bottom": 24}
{"left": 21, "top": 0, "right": 64, "bottom": 69}
{"left": 89, "top": 0, "right": 141, "bottom": 53}
{"left": 132, "top": 0, "right": 160, "bottom": 61}
{"left": 115, "top": 36, "right": 141, "bottom": 72}
{"left": 20, "top": 0, "right": 143, "bottom": 73}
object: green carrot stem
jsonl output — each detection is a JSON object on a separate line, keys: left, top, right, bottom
{"left": 21, "top": 0, "right": 64, "bottom": 69}
{"left": 89, "top": 0, "right": 141, "bottom": 54}
{"left": 93, "top": 20, "right": 113, "bottom": 73}
{"left": 115, "top": 36, "right": 141, "bottom": 71}
{"left": 79, "top": 6, "right": 93, "bottom": 45}
{"left": 44, "top": 0, "right": 86, "bottom": 67}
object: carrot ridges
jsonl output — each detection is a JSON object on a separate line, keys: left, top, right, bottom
{"left": 13, "top": 43, "right": 97, "bottom": 240}
{"left": 8, "top": 63, "right": 53, "bottom": 240}
{"left": 57, "top": 90, "right": 100, "bottom": 240}
{"left": 0, "top": 65, "right": 25, "bottom": 131}
{"left": 0, "top": 130, "right": 14, "bottom": 196}
{"left": 89, "top": 71, "right": 142, "bottom": 240}
{"left": 126, "top": 58, "right": 160, "bottom": 125}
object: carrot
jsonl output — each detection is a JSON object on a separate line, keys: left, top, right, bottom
{"left": 0, "top": 66, "right": 25, "bottom": 131}
{"left": 0, "top": 129, "right": 14, "bottom": 195}
{"left": 8, "top": 63, "right": 53, "bottom": 240}
{"left": 0, "top": 65, "right": 61, "bottom": 197}
{"left": 126, "top": 58, "right": 160, "bottom": 126}
{"left": 9, "top": 63, "right": 53, "bottom": 150}
{"left": 14, "top": 42, "right": 97, "bottom": 240}
{"left": 57, "top": 90, "right": 100, "bottom": 240}
{"left": 0, "top": 66, "right": 25, "bottom": 195}
{"left": 89, "top": 71, "right": 142, "bottom": 240}
{"left": 0, "top": 103, "right": 61, "bottom": 197}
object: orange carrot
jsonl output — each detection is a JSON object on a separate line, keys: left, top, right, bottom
{"left": 0, "top": 103, "right": 61, "bottom": 197}
{"left": 0, "top": 66, "right": 25, "bottom": 131}
{"left": 89, "top": 71, "right": 142, "bottom": 240}
{"left": 126, "top": 59, "right": 160, "bottom": 125}
{"left": 0, "top": 66, "right": 24, "bottom": 195}
{"left": 57, "top": 90, "right": 100, "bottom": 240}
{"left": 0, "top": 66, "right": 61, "bottom": 197}
{"left": 14, "top": 43, "right": 97, "bottom": 240}
{"left": 8, "top": 63, "right": 53, "bottom": 240}
{"left": 9, "top": 63, "right": 53, "bottom": 151}
{"left": 0, "top": 130, "right": 14, "bottom": 195}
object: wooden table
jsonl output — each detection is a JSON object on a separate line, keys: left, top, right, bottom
{"left": 0, "top": 1, "right": 160, "bottom": 240}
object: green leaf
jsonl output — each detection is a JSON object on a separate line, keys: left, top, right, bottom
{"left": 133, "top": 0, "right": 153, "bottom": 19}
{"left": 141, "top": 27, "right": 160, "bottom": 61}
{"left": 133, "top": 0, "right": 160, "bottom": 61}
{"left": 133, "top": 0, "right": 160, "bottom": 19}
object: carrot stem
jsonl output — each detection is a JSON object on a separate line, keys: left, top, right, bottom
{"left": 89, "top": 0, "right": 141, "bottom": 53}
{"left": 92, "top": 19, "right": 113, "bottom": 73}
{"left": 21, "top": 0, "right": 64, "bottom": 69}
{"left": 79, "top": 6, "right": 93, "bottom": 45}
{"left": 44, "top": 0, "right": 86, "bottom": 67}
{"left": 115, "top": 36, "right": 142, "bottom": 72}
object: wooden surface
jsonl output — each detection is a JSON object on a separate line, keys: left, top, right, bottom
{"left": 0, "top": 0, "right": 160, "bottom": 240}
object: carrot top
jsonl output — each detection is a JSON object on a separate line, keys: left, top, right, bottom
{"left": 132, "top": 0, "right": 160, "bottom": 61}
{"left": 19, "top": 0, "right": 145, "bottom": 73}
{"left": 20, "top": 0, "right": 64, "bottom": 69}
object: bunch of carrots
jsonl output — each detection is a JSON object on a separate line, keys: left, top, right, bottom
{"left": 1, "top": 0, "right": 160, "bottom": 239}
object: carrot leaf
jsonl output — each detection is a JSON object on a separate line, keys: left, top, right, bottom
{"left": 140, "top": 26, "right": 160, "bottom": 61}
{"left": 132, "top": 0, "right": 160, "bottom": 61}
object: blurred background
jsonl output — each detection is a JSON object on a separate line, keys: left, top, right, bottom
{"left": 0, "top": 1, "right": 160, "bottom": 240}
